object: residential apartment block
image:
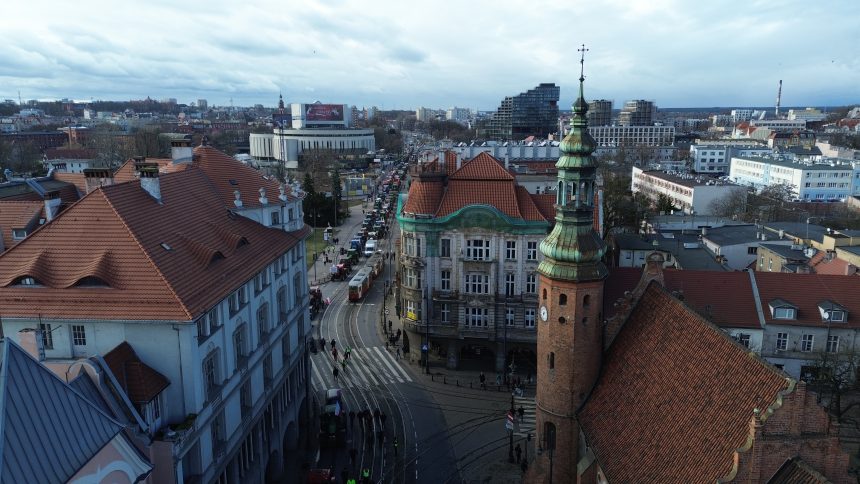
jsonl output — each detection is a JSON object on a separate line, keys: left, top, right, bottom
{"left": 690, "top": 143, "right": 772, "bottom": 174}
{"left": 631, "top": 166, "right": 747, "bottom": 215}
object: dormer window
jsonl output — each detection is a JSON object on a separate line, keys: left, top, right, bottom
{"left": 769, "top": 299, "right": 797, "bottom": 320}
{"left": 12, "top": 229, "right": 27, "bottom": 240}
{"left": 13, "top": 276, "right": 39, "bottom": 286}
{"left": 818, "top": 301, "right": 847, "bottom": 323}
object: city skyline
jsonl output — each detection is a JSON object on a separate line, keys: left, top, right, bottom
{"left": 1, "top": 0, "right": 858, "bottom": 110}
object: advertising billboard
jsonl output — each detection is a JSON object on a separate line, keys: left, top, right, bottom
{"left": 305, "top": 104, "right": 344, "bottom": 122}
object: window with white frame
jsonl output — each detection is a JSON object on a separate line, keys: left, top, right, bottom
{"left": 466, "top": 307, "right": 489, "bottom": 326}
{"left": 440, "top": 270, "right": 451, "bottom": 291}
{"left": 776, "top": 332, "right": 788, "bottom": 351}
{"left": 203, "top": 350, "right": 221, "bottom": 399}
{"left": 505, "top": 273, "right": 516, "bottom": 296}
{"left": 735, "top": 333, "right": 751, "bottom": 348}
{"left": 405, "top": 236, "right": 422, "bottom": 257}
{"left": 270, "top": 211, "right": 280, "bottom": 226}
{"left": 800, "top": 334, "right": 814, "bottom": 352}
{"left": 524, "top": 309, "right": 536, "bottom": 328}
{"left": 405, "top": 268, "right": 421, "bottom": 289}
{"left": 230, "top": 286, "right": 248, "bottom": 315}
{"left": 441, "top": 304, "right": 450, "bottom": 323}
{"left": 71, "top": 325, "right": 86, "bottom": 346}
{"left": 405, "top": 300, "right": 421, "bottom": 320}
{"left": 506, "top": 240, "right": 517, "bottom": 260}
{"left": 525, "top": 273, "right": 537, "bottom": 293}
{"left": 465, "top": 273, "right": 490, "bottom": 294}
{"left": 505, "top": 308, "right": 515, "bottom": 326}
{"left": 440, "top": 238, "right": 451, "bottom": 258}
{"left": 465, "top": 239, "right": 490, "bottom": 260}
{"left": 773, "top": 307, "right": 795, "bottom": 320}
{"left": 827, "top": 335, "right": 840, "bottom": 353}
{"left": 526, "top": 241, "right": 538, "bottom": 261}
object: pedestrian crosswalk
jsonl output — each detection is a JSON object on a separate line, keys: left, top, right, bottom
{"left": 513, "top": 395, "right": 536, "bottom": 437}
{"left": 312, "top": 346, "right": 413, "bottom": 391}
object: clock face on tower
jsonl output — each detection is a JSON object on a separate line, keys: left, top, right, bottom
{"left": 540, "top": 305, "right": 548, "bottom": 322}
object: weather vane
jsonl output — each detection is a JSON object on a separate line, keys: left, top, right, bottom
{"left": 578, "top": 44, "right": 589, "bottom": 81}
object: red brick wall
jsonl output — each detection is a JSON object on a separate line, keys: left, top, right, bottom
{"left": 735, "top": 382, "right": 852, "bottom": 483}
{"left": 530, "top": 275, "right": 604, "bottom": 484}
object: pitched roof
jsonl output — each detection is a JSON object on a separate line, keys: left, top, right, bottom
{"left": 51, "top": 172, "right": 87, "bottom": 197}
{"left": 0, "top": 166, "right": 310, "bottom": 321}
{"left": 768, "top": 457, "right": 832, "bottom": 484}
{"left": 193, "top": 146, "right": 290, "bottom": 208}
{"left": 754, "top": 272, "right": 860, "bottom": 327}
{"left": 0, "top": 201, "right": 42, "bottom": 251}
{"left": 113, "top": 157, "right": 181, "bottom": 183}
{"left": 102, "top": 342, "right": 169, "bottom": 404}
{"left": 437, "top": 179, "right": 522, "bottom": 218}
{"left": 0, "top": 338, "right": 123, "bottom": 483}
{"left": 531, "top": 194, "right": 556, "bottom": 221}
{"left": 448, "top": 151, "right": 514, "bottom": 181}
{"left": 579, "top": 283, "right": 791, "bottom": 482}
{"left": 401, "top": 178, "right": 444, "bottom": 215}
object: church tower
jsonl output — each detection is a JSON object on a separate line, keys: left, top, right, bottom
{"left": 529, "top": 46, "right": 607, "bottom": 484}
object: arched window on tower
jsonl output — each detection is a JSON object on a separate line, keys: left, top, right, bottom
{"left": 559, "top": 294, "right": 567, "bottom": 306}
{"left": 567, "top": 182, "right": 575, "bottom": 205}
{"left": 548, "top": 352, "right": 555, "bottom": 369}
{"left": 543, "top": 422, "right": 557, "bottom": 452}
{"left": 542, "top": 288, "right": 547, "bottom": 300}
{"left": 557, "top": 181, "right": 564, "bottom": 205}
{"left": 583, "top": 294, "right": 591, "bottom": 307}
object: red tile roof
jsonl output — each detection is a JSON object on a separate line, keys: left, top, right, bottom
{"left": 767, "top": 457, "right": 831, "bottom": 484}
{"left": 51, "top": 172, "right": 86, "bottom": 197}
{"left": 449, "top": 152, "right": 514, "bottom": 181}
{"left": 437, "top": 180, "right": 522, "bottom": 218}
{"left": 0, "top": 166, "right": 309, "bottom": 320}
{"left": 579, "top": 282, "right": 791, "bottom": 483}
{"left": 103, "top": 341, "right": 169, "bottom": 404}
{"left": 754, "top": 272, "right": 860, "bottom": 327}
{"left": 531, "top": 194, "right": 556, "bottom": 221}
{"left": 193, "top": 146, "right": 291, "bottom": 208}
{"left": 401, "top": 179, "right": 443, "bottom": 216}
{"left": 113, "top": 158, "right": 180, "bottom": 183}
{"left": 0, "top": 201, "right": 42, "bottom": 251}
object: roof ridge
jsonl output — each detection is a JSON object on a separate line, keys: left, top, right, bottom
{"left": 98, "top": 188, "right": 194, "bottom": 320}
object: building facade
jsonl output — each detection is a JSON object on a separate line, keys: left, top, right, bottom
{"left": 396, "top": 151, "right": 555, "bottom": 371}
{"left": 586, "top": 99, "right": 612, "bottom": 127}
{"left": 588, "top": 125, "right": 675, "bottom": 147}
{"left": 690, "top": 143, "right": 772, "bottom": 173}
{"left": 0, "top": 146, "right": 312, "bottom": 484}
{"left": 729, "top": 155, "right": 860, "bottom": 201}
{"left": 482, "top": 83, "right": 560, "bottom": 140}
{"left": 631, "top": 166, "right": 748, "bottom": 214}
{"left": 618, "top": 99, "right": 656, "bottom": 126}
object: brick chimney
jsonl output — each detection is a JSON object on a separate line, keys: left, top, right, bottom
{"left": 83, "top": 168, "right": 114, "bottom": 194}
{"left": 138, "top": 163, "right": 162, "bottom": 202}
{"left": 44, "top": 190, "right": 61, "bottom": 222}
{"left": 171, "top": 138, "right": 193, "bottom": 164}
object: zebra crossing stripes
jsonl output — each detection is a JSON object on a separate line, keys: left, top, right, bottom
{"left": 513, "top": 395, "right": 536, "bottom": 437}
{"left": 311, "top": 346, "right": 413, "bottom": 391}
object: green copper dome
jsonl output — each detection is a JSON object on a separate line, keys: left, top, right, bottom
{"left": 538, "top": 71, "right": 607, "bottom": 283}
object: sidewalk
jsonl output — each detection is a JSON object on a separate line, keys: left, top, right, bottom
{"left": 307, "top": 201, "right": 367, "bottom": 287}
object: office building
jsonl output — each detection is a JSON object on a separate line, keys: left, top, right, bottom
{"left": 586, "top": 99, "right": 612, "bottom": 126}
{"left": 631, "top": 166, "right": 747, "bottom": 214}
{"left": 482, "top": 83, "right": 560, "bottom": 140}
{"left": 730, "top": 156, "right": 860, "bottom": 201}
{"left": 618, "top": 99, "right": 656, "bottom": 126}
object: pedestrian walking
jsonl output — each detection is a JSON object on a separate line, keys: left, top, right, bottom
{"left": 341, "top": 359, "right": 347, "bottom": 371}
{"left": 320, "top": 337, "right": 326, "bottom": 351}
{"left": 396, "top": 347, "right": 401, "bottom": 359}
{"left": 332, "top": 347, "right": 338, "bottom": 360}
{"left": 331, "top": 339, "right": 337, "bottom": 349}
{"left": 521, "top": 459, "right": 528, "bottom": 474}
{"left": 346, "top": 347, "right": 351, "bottom": 360}
{"left": 393, "top": 436, "right": 399, "bottom": 457}
{"left": 515, "top": 443, "right": 522, "bottom": 463}
{"left": 496, "top": 373, "right": 502, "bottom": 386}
{"left": 479, "top": 372, "right": 486, "bottom": 390}
{"left": 518, "top": 406, "right": 525, "bottom": 421}
{"left": 333, "top": 367, "right": 339, "bottom": 380}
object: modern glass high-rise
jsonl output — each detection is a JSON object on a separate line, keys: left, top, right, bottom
{"left": 587, "top": 99, "right": 612, "bottom": 126}
{"left": 483, "top": 83, "right": 560, "bottom": 140}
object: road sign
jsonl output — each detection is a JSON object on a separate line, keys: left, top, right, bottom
{"left": 422, "top": 344, "right": 428, "bottom": 351}
{"left": 505, "top": 411, "right": 515, "bottom": 431}
{"left": 384, "top": 309, "right": 390, "bottom": 315}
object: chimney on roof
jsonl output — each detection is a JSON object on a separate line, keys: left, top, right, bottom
{"left": 44, "top": 190, "right": 61, "bottom": 222}
{"left": 258, "top": 187, "right": 268, "bottom": 205}
{"left": 278, "top": 184, "right": 288, "bottom": 202}
{"left": 234, "top": 190, "right": 243, "bottom": 208}
{"left": 83, "top": 167, "right": 114, "bottom": 194}
{"left": 504, "top": 153, "right": 510, "bottom": 170}
{"left": 171, "top": 138, "right": 193, "bottom": 164}
{"left": 138, "top": 163, "right": 162, "bottom": 202}
{"left": 17, "top": 328, "right": 44, "bottom": 362}
{"left": 846, "top": 264, "right": 857, "bottom": 276}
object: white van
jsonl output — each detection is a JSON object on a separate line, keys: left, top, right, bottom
{"left": 363, "top": 239, "right": 377, "bottom": 257}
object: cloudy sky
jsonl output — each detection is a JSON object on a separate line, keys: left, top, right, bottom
{"left": 1, "top": 0, "right": 858, "bottom": 110}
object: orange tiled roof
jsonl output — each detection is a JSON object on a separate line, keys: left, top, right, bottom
{"left": 51, "top": 172, "right": 87, "bottom": 197}
{"left": 449, "top": 152, "right": 514, "bottom": 181}
{"left": 515, "top": 186, "right": 546, "bottom": 222}
{"left": 443, "top": 151, "right": 458, "bottom": 176}
{"left": 113, "top": 158, "right": 179, "bottom": 183}
{"left": 0, "top": 167, "right": 309, "bottom": 320}
{"left": 0, "top": 201, "right": 42, "bottom": 251}
{"left": 194, "top": 146, "right": 290, "bottom": 208}
{"left": 401, "top": 179, "right": 443, "bottom": 216}
{"left": 664, "top": 269, "right": 762, "bottom": 329}
{"left": 103, "top": 341, "right": 169, "bottom": 404}
{"left": 531, "top": 194, "right": 556, "bottom": 221}
{"left": 579, "top": 282, "right": 790, "bottom": 482}
{"left": 437, "top": 180, "right": 522, "bottom": 218}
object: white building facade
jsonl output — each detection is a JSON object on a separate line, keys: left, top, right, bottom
{"left": 631, "top": 166, "right": 748, "bottom": 215}
{"left": 729, "top": 156, "right": 860, "bottom": 201}
{"left": 690, "top": 144, "right": 772, "bottom": 174}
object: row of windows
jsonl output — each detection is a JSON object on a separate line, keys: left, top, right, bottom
{"left": 437, "top": 305, "right": 536, "bottom": 328}
{"left": 437, "top": 271, "right": 537, "bottom": 295}
{"left": 438, "top": 238, "right": 539, "bottom": 261}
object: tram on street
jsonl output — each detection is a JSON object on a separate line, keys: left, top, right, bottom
{"left": 347, "top": 268, "right": 373, "bottom": 301}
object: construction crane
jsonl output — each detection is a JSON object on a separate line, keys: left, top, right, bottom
{"left": 775, "top": 79, "right": 782, "bottom": 118}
